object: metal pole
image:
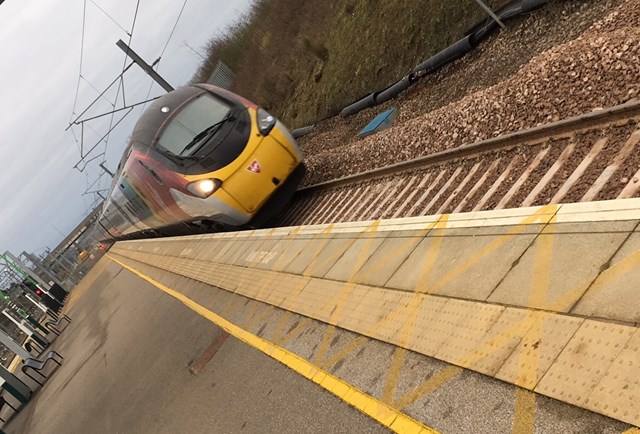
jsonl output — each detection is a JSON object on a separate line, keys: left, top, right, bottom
{"left": 0, "top": 254, "right": 41, "bottom": 289}
{"left": 116, "top": 39, "right": 174, "bottom": 92}
{"left": 99, "top": 162, "right": 115, "bottom": 178}
{"left": 3, "top": 253, "right": 50, "bottom": 290}
{"left": 21, "top": 252, "right": 63, "bottom": 288}
{"left": 473, "top": 0, "right": 506, "bottom": 30}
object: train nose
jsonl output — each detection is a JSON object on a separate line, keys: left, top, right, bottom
{"left": 223, "top": 137, "right": 296, "bottom": 213}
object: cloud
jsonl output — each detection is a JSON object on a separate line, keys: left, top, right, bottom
{"left": 0, "top": 0, "right": 253, "bottom": 255}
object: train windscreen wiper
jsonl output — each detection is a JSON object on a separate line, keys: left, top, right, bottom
{"left": 181, "top": 112, "right": 236, "bottom": 155}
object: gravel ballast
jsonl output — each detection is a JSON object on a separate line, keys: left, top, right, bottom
{"left": 300, "top": 0, "right": 639, "bottom": 186}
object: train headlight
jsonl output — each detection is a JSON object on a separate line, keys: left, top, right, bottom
{"left": 187, "top": 178, "right": 222, "bottom": 198}
{"left": 257, "top": 108, "right": 276, "bottom": 136}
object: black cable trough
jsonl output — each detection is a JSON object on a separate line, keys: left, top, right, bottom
{"left": 291, "top": 0, "right": 550, "bottom": 138}
{"left": 298, "top": 99, "right": 640, "bottom": 192}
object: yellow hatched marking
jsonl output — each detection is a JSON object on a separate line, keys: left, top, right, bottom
{"left": 243, "top": 303, "right": 275, "bottom": 331}
{"left": 394, "top": 366, "right": 463, "bottom": 410}
{"left": 281, "top": 224, "right": 336, "bottom": 311}
{"left": 250, "top": 227, "right": 303, "bottom": 302}
{"left": 110, "top": 203, "right": 640, "bottom": 430}
{"left": 275, "top": 317, "right": 314, "bottom": 346}
{"left": 382, "top": 347, "right": 408, "bottom": 404}
{"left": 315, "top": 219, "right": 441, "bottom": 371}
{"left": 241, "top": 299, "right": 263, "bottom": 328}
{"left": 416, "top": 216, "right": 449, "bottom": 292}
{"left": 310, "top": 221, "right": 382, "bottom": 366}
{"left": 318, "top": 222, "right": 438, "bottom": 369}
{"left": 313, "top": 224, "right": 437, "bottom": 371}
{"left": 270, "top": 311, "right": 293, "bottom": 343}
{"left": 428, "top": 205, "right": 557, "bottom": 294}
{"left": 107, "top": 255, "right": 439, "bottom": 434}
{"left": 109, "top": 207, "right": 560, "bottom": 416}
{"left": 320, "top": 335, "right": 370, "bottom": 370}
{"left": 513, "top": 390, "right": 536, "bottom": 434}
{"left": 330, "top": 221, "right": 382, "bottom": 318}
{"left": 513, "top": 224, "right": 555, "bottom": 433}
{"left": 313, "top": 325, "right": 336, "bottom": 365}
{"left": 548, "top": 248, "right": 640, "bottom": 312}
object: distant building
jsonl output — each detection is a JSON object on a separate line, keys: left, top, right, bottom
{"left": 206, "top": 61, "right": 234, "bottom": 89}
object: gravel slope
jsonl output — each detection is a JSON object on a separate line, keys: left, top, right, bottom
{"left": 299, "top": 0, "right": 638, "bottom": 186}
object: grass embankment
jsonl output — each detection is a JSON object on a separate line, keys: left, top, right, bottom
{"left": 193, "top": 0, "right": 504, "bottom": 127}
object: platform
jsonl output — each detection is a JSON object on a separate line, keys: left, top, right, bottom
{"left": 105, "top": 198, "right": 640, "bottom": 432}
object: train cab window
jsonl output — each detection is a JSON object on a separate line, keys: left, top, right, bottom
{"left": 157, "top": 94, "right": 231, "bottom": 157}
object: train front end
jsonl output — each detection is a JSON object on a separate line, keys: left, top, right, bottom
{"left": 171, "top": 85, "right": 305, "bottom": 228}
{"left": 100, "top": 84, "right": 305, "bottom": 239}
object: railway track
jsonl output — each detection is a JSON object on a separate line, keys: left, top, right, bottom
{"left": 277, "top": 100, "right": 640, "bottom": 226}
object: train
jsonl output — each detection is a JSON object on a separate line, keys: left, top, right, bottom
{"left": 95, "top": 84, "right": 305, "bottom": 241}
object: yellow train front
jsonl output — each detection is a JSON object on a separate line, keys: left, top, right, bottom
{"left": 98, "top": 84, "right": 305, "bottom": 240}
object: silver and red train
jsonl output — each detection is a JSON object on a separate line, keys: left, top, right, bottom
{"left": 95, "top": 84, "right": 305, "bottom": 241}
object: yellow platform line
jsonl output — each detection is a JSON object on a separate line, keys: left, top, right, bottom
{"left": 107, "top": 254, "right": 438, "bottom": 434}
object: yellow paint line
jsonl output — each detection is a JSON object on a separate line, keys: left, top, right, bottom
{"left": 110, "top": 208, "right": 565, "bottom": 422}
{"left": 311, "top": 220, "right": 382, "bottom": 321}
{"left": 246, "top": 227, "right": 296, "bottom": 303}
{"left": 416, "top": 215, "right": 449, "bottom": 292}
{"left": 513, "top": 227, "right": 555, "bottom": 433}
{"left": 394, "top": 365, "right": 463, "bottom": 410}
{"left": 512, "top": 389, "right": 536, "bottom": 434}
{"left": 382, "top": 347, "right": 407, "bottom": 404}
{"left": 275, "top": 317, "right": 313, "bottom": 346}
{"left": 280, "top": 224, "right": 336, "bottom": 312}
{"left": 107, "top": 254, "right": 439, "bottom": 434}
{"left": 243, "top": 303, "right": 275, "bottom": 331}
{"left": 241, "top": 299, "right": 263, "bottom": 328}
{"left": 549, "top": 248, "right": 640, "bottom": 312}
{"left": 269, "top": 226, "right": 304, "bottom": 271}
{"left": 311, "top": 221, "right": 382, "bottom": 366}
{"left": 320, "top": 335, "right": 369, "bottom": 370}
{"left": 429, "top": 205, "right": 558, "bottom": 294}
{"left": 313, "top": 324, "right": 336, "bottom": 365}
{"left": 270, "top": 310, "right": 293, "bottom": 343}
{"left": 306, "top": 225, "right": 354, "bottom": 276}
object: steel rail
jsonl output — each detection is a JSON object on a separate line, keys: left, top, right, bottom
{"left": 299, "top": 99, "right": 640, "bottom": 192}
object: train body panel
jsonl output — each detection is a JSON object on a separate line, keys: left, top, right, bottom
{"left": 97, "top": 84, "right": 304, "bottom": 241}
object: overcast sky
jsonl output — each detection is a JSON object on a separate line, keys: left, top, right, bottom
{"left": 0, "top": 0, "right": 253, "bottom": 257}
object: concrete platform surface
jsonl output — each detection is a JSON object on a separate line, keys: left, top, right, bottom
{"left": 107, "top": 198, "right": 640, "bottom": 431}
{"left": 2, "top": 259, "right": 389, "bottom": 434}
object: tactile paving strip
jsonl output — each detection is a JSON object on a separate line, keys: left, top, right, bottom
{"left": 286, "top": 277, "right": 348, "bottom": 320}
{"left": 466, "top": 307, "right": 537, "bottom": 377}
{"left": 584, "top": 329, "right": 640, "bottom": 424}
{"left": 262, "top": 274, "right": 311, "bottom": 307}
{"left": 433, "top": 300, "right": 505, "bottom": 368}
{"left": 494, "top": 311, "right": 583, "bottom": 389}
{"left": 535, "top": 320, "right": 635, "bottom": 412}
{"left": 110, "top": 224, "right": 640, "bottom": 426}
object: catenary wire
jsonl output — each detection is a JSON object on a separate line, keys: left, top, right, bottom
{"left": 69, "top": 0, "right": 88, "bottom": 123}
{"left": 89, "top": 0, "right": 132, "bottom": 36}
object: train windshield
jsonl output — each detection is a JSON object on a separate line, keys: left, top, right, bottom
{"left": 157, "top": 94, "right": 231, "bottom": 157}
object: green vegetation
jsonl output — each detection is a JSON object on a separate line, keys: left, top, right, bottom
{"left": 193, "top": 0, "right": 504, "bottom": 127}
